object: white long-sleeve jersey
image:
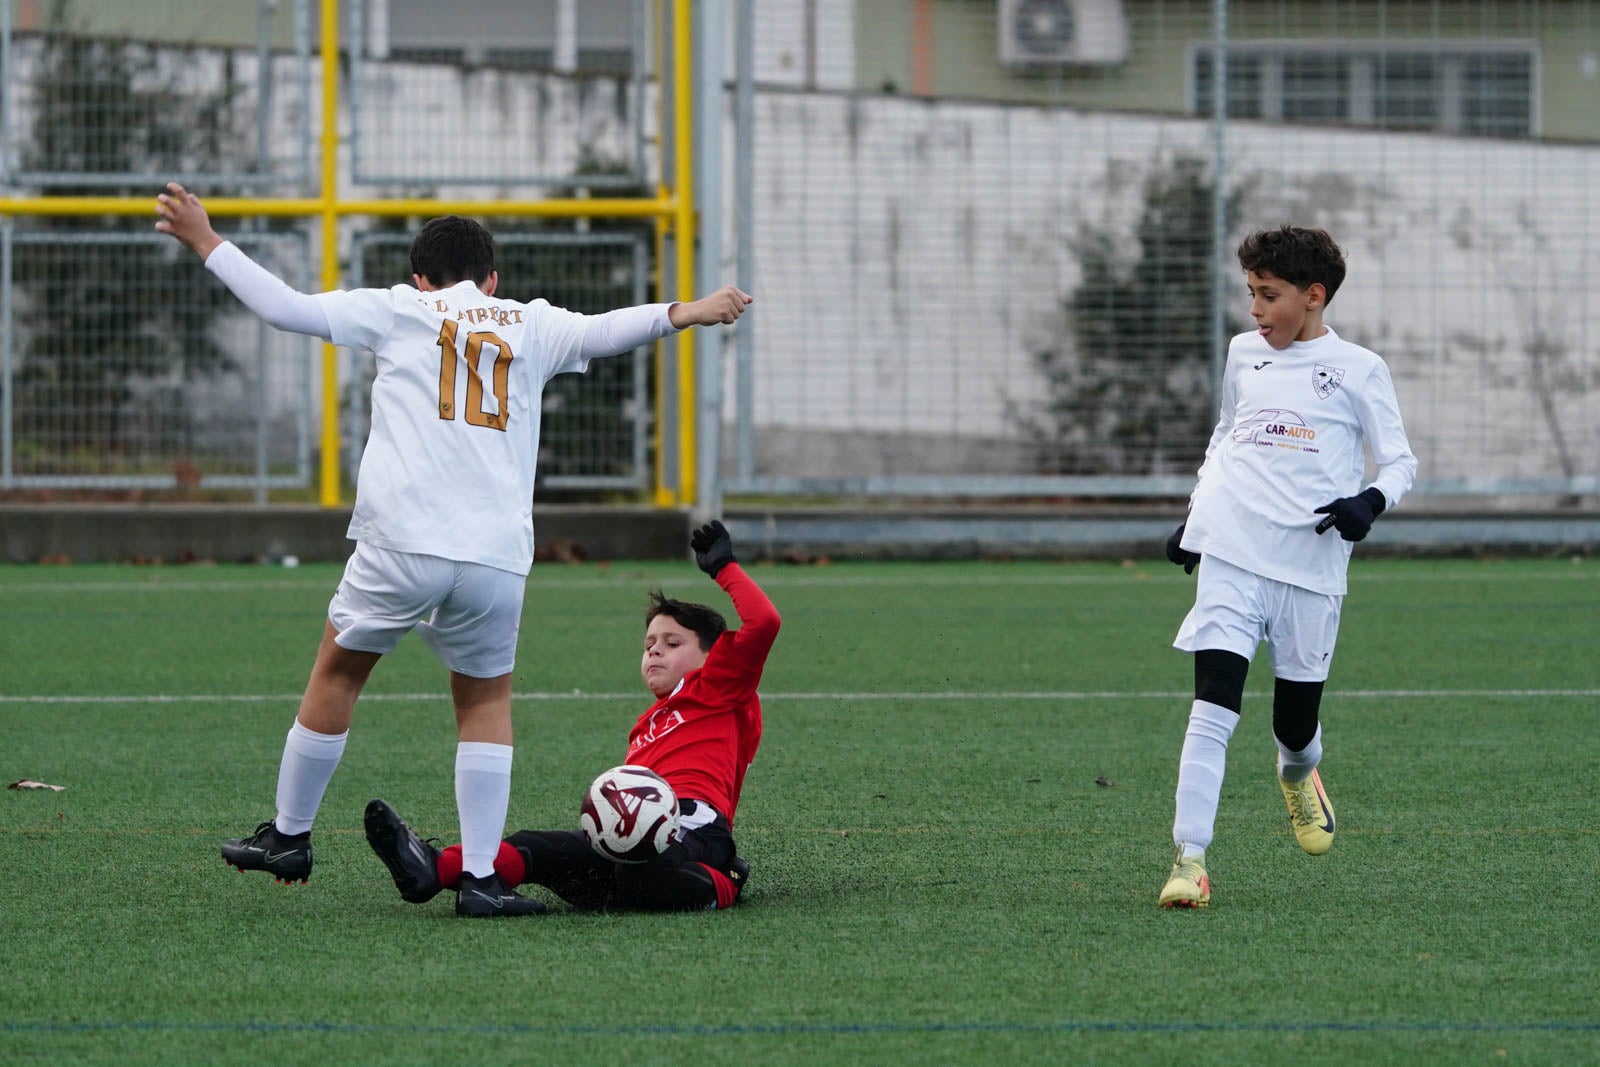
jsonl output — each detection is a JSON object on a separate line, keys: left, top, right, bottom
{"left": 205, "top": 241, "right": 680, "bottom": 575}
{"left": 1180, "top": 327, "right": 1418, "bottom": 596}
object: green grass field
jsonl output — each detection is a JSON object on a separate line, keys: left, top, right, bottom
{"left": 2, "top": 558, "right": 1597, "bottom": 1065}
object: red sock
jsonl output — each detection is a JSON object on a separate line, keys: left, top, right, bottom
{"left": 439, "top": 842, "right": 523, "bottom": 887}
{"left": 437, "top": 845, "right": 464, "bottom": 889}
{"left": 699, "top": 863, "right": 739, "bottom": 909}
{"left": 493, "top": 841, "right": 526, "bottom": 887}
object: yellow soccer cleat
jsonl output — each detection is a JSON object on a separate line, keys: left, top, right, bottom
{"left": 1279, "top": 767, "right": 1336, "bottom": 855}
{"left": 1159, "top": 851, "right": 1211, "bottom": 909}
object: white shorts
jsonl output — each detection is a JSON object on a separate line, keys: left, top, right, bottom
{"left": 1173, "top": 555, "right": 1343, "bottom": 682}
{"left": 328, "top": 542, "right": 525, "bottom": 678}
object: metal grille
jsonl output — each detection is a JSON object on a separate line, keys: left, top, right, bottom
{"left": 1, "top": 227, "right": 313, "bottom": 490}
{"left": 724, "top": 0, "right": 1600, "bottom": 503}
{"left": 1, "top": 0, "right": 312, "bottom": 188}
{"left": 350, "top": 231, "right": 650, "bottom": 490}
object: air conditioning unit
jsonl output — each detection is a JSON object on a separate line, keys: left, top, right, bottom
{"left": 998, "top": 0, "right": 1129, "bottom": 67}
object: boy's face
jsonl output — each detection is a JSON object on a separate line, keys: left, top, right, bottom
{"left": 641, "top": 615, "right": 709, "bottom": 697}
{"left": 1246, "top": 269, "right": 1325, "bottom": 350}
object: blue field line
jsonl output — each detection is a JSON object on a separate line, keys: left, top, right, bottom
{"left": 4, "top": 1019, "right": 1597, "bottom": 1039}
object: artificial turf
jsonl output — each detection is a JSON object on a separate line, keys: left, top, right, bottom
{"left": 2, "top": 558, "right": 1596, "bottom": 1065}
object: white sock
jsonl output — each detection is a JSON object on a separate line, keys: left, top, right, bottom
{"left": 273, "top": 719, "right": 348, "bottom": 836}
{"left": 1172, "top": 699, "right": 1239, "bottom": 857}
{"left": 456, "top": 741, "right": 514, "bottom": 879}
{"left": 1277, "top": 723, "right": 1323, "bottom": 783}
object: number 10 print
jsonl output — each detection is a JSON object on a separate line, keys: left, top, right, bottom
{"left": 436, "top": 319, "right": 512, "bottom": 431}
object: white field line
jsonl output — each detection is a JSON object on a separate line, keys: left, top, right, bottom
{"left": 1, "top": 688, "right": 1597, "bottom": 705}
{"left": 0, "top": 568, "right": 1594, "bottom": 594}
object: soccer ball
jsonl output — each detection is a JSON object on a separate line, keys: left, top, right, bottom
{"left": 579, "top": 765, "right": 680, "bottom": 864}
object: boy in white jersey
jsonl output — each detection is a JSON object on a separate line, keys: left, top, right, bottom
{"left": 155, "top": 182, "right": 751, "bottom": 917}
{"left": 1158, "top": 225, "right": 1417, "bottom": 909}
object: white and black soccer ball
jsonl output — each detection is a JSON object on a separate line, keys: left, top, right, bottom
{"left": 579, "top": 764, "right": 680, "bottom": 864}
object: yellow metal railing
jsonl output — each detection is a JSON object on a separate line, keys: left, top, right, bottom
{"left": 0, "top": 0, "right": 698, "bottom": 509}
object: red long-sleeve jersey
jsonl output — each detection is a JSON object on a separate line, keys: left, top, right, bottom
{"left": 624, "top": 563, "right": 780, "bottom": 826}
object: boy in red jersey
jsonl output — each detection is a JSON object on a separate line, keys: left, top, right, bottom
{"left": 363, "top": 520, "right": 780, "bottom": 914}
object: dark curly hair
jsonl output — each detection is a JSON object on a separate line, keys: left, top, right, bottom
{"left": 409, "top": 215, "right": 496, "bottom": 287}
{"left": 645, "top": 590, "right": 727, "bottom": 652}
{"left": 1237, "top": 225, "right": 1346, "bottom": 305}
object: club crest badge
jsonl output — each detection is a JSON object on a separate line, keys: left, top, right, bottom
{"left": 1312, "top": 364, "right": 1345, "bottom": 399}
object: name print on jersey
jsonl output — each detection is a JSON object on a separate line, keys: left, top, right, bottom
{"left": 629, "top": 707, "right": 687, "bottom": 759}
{"left": 1313, "top": 364, "right": 1346, "bottom": 399}
{"left": 1231, "top": 408, "right": 1321, "bottom": 454}
{"left": 430, "top": 298, "right": 526, "bottom": 328}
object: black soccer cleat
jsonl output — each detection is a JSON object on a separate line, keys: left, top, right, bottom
{"left": 363, "top": 798, "right": 443, "bottom": 904}
{"left": 727, "top": 855, "right": 751, "bottom": 898}
{"left": 221, "top": 820, "right": 313, "bottom": 884}
{"left": 455, "top": 872, "right": 547, "bottom": 917}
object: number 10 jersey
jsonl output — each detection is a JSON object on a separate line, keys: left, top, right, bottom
{"left": 317, "top": 280, "right": 676, "bottom": 575}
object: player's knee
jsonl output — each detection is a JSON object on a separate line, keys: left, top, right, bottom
{"left": 1272, "top": 678, "right": 1324, "bottom": 750}
{"left": 1194, "top": 649, "right": 1249, "bottom": 712}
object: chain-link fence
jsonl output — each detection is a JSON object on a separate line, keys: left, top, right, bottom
{"left": 724, "top": 0, "right": 1600, "bottom": 505}
{"left": 1, "top": 0, "right": 316, "bottom": 497}
{"left": 1, "top": 0, "right": 312, "bottom": 189}
{"left": 4, "top": 1, "right": 1598, "bottom": 507}
{"left": 1, "top": 0, "right": 658, "bottom": 499}
{"left": 1, "top": 227, "right": 312, "bottom": 490}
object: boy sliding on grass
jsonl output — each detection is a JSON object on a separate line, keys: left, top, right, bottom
{"left": 364, "top": 520, "right": 780, "bottom": 914}
{"left": 155, "top": 184, "right": 750, "bottom": 916}
{"left": 1159, "top": 225, "right": 1417, "bottom": 909}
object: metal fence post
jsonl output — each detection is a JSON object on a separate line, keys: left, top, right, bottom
{"left": 695, "top": 0, "right": 727, "bottom": 521}
{"left": 734, "top": 0, "right": 756, "bottom": 487}
{"left": 1210, "top": 0, "right": 1230, "bottom": 404}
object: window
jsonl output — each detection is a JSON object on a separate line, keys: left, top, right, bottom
{"left": 1375, "top": 54, "right": 1439, "bottom": 130}
{"left": 1193, "top": 51, "right": 1264, "bottom": 118}
{"left": 1192, "top": 43, "right": 1537, "bottom": 137}
{"left": 390, "top": 46, "right": 467, "bottom": 66}
{"left": 1461, "top": 54, "right": 1534, "bottom": 136}
{"left": 1281, "top": 54, "right": 1349, "bottom": 121}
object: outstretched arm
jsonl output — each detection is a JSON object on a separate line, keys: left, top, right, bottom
{"left": 155, "top": 182, "right": 332, "bottom": 340}
{"left": 691, "top": 520, "right": 780, "bottom": 665}
{"left": 542, "top": 287, "right": 754, "bottom": 374}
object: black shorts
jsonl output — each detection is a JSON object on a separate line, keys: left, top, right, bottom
{"left": 673, "top": 798, "right": 738, "bottom": 869}
{"left": 506, "top": 797, "right": 742, "bottom": 911}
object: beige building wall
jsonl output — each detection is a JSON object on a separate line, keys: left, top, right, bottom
{"left": 7, "top": 0, "right": 303, "bottom": 48}
{"left": 854, "top": 0, "right": 1600, "bottom": 141}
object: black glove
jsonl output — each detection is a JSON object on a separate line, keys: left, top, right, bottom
{"left": 690, "top": 519, "right": 736, "bottom": 578}
{"left": 1313, "top": 487, "right": 1388, "bottom": 542}
{"left": 1165, "top": 521, "right": 1200, "bottom": 575}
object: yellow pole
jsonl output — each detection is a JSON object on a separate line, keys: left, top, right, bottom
{"left": 652, "top": 199, "right": 673, "bottom": 506}
{"left": 318, "top": 0, "right": 341, "bottom": 506}
{"left": 672, "top": 0, "right": 697, "bottom": 508}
